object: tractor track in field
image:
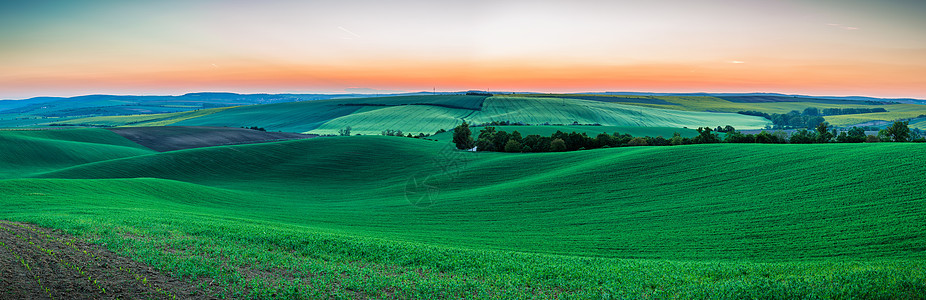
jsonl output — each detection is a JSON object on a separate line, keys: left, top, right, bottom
{"left": 0, "top": 221, "right": 213, "bottom": 299}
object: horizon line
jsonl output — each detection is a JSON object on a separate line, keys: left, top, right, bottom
{"left": 2, "top": 90, "right": 924, "bottom": 102}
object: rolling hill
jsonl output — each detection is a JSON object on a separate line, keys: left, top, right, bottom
{"left": 0, "top": 128, "right": 155, "bottom": 178}
{"left": 1, "top": 94, "right": 925, "bottom": 298}
{"left": 171, "top": 95, "right": 772, "bottom": 135}
{"left": 30, "top": 136, "right": 926, "bottom": 260}
{"left": 0, "top": 135, "right": 922, "bottom": 297}
{"left": 6, "top": 93, "right": 926, "bottom": 132}
{"left": 107, "top": 126, "right": 316, "bottom": 152}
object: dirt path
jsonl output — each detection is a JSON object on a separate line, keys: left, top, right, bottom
{"left": 0, "top": 221, "right": 212, "bottom": 299}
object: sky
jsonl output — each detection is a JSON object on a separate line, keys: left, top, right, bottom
{"left": 1, "top": 0, "right": 925, "bottom": 99}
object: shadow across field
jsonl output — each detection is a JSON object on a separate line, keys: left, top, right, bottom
{"left": 108, "top": 126, "right": 316, "bottom": 152}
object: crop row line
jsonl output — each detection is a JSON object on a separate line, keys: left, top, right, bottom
{"left": 0, "top": 239, "right": 55, "bottom": 299}
{"left": 1, "top": 223, "right": 107, "bottom": 296}
{"left": 1, "top": 221, "right": 178, "bottom": 299}
{"left": 1, "top": 222, "right": 112, "bottom": 295}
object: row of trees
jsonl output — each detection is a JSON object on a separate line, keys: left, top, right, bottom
{"left": 797, "top": 107, "right": 889, "bottom": 116}
{"left": 768, "top": 110, "right": 826, "bottom": 129}
{"left": 739, "top": 107, "right": 891, "bottom": 129}
{"left": 820, "top": 107, "right": 887, "bottom": 115}
{"left": 469, "top": 120, "right": 604, "bottom": 127}
{"left": 454, "top": 121, "right": 643, "bottom": 152}
{"left": 452, "top": 121, "right": 922, "bottom": 152}
{"left": 381, "top": 128, "right": 442, "bottom": 139}
{"left": 242, "top": 126, "right": 266, "bottom": 132}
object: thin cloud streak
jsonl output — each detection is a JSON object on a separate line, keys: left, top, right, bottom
{"left": 827, "top": 23, "right": 859, "bottom": 30}
{"left": 337, "top": 26, "right": 362, "bottom": 39}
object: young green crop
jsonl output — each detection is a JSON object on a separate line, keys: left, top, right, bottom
{"left": 0, "top": 128, "right": 155, "bottom": 178}
{"left": 49, "top": 106, "right": 236, "bottom": 127}
{"left": 1, "top": 132, "right": 925, "bottom": 298}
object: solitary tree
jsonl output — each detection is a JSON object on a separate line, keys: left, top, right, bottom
{"left": 452, "top": 121, "right": 474, "bottom": 149}
{"left": 886, "top": 121, "right": 911, "bottom": 142}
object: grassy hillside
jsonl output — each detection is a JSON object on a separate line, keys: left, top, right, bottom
{"left": 50, "top": 106, "right": 236, "bottom": 127}
{"left": 467, "top": 96, "right": 769, "bottom": 129}
{"left": 310, "top": 105, "right": 474, "bottom": 135}
{"left": 2, "top": 136, "right": 924, "bottom": 297}
{"left": 2, "top": 181, "right": 920, "bottom": 299}
{"left": 822, "top": 104, "right": 926, "bottom": 127}
{"left": 320, "top": 94, "right": 489, "bottom": 110}
{"left": 529, "top": 94, "right": 926, "bottom": 128}
{"left": 298, "top": 95, "right": 771, "bottom": 135}
{"left": 173, "top": 101, "right": 363, "bottom": 132}
{"left": 0, "top": 117, "right": 77, "bottom": 128}
{"left": 107, "top": 126, "right": 314, "bottom": 152}
{"left": 7, "top": 94, "right": 926, "bottom": 131}
{"left": 33, "top": 136, "right": 926, "bottom": 260}
{"left": 2, "top": 136, "right": 925, "bottom": 297}
{"left": 51, "top": 93, "right": 926, "bottom": 132}
{"left": 47, "top": 95, "right": 772, "bottom": 135}
{"left": 174, "top": 95, "right": 489, "bottom": 134}
{"left": 0, "top": 129, "right": 154, "bottom": 178}
{"left": 536, "top": 94, "right": 898, "bottom": 114}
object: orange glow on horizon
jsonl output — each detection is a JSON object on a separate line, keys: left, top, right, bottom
{"left": 4, "top": 59, "right": 924, "bottom": 99}
{"left": 2, "top": 0, "right": 925, "bottom": 99}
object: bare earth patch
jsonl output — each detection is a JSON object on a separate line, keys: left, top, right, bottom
{"left": 0, "top": 221, "right": 213, "bottom": 299}
{"left": 108, "top": 126, "right": 316, "bottom": 152}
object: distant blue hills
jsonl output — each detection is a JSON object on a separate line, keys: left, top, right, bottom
{"left": 586, "top": 91, "right": 925, "bottom": 104}
{"left": 0, "top": 92, "right": 441, "bottom": 116}
{"left": 2, "top": 91, "right": 922, "bottom": 117}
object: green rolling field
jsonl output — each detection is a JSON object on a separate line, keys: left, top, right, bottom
{"left": 170, "top": 95, "right": 491, "bottom": 134}
{"left": 172, "top": 95, "right": 772, "bottom": 135}
{"left": 36, "top": 95, "right": 774, "bottom": 134}
{"left": 8, "top": 94, "right": 926, "bottom": 131}
{"left": 465, "top": 96, "right": 770, "bottom": 129}
{"left": 0, "top": 129, "right": 155, "bottom": 178}
{"left": 822, "top": 104, "right": 926, "bottom": 127}
{"left": 531, "top": 94, "right": 900, "bottom": 114}
{"left": 523, "top": 94, "right": 926, "bottom": 129}
{"left": 310, "top": 105, "right": 474, "bottom": 135}
{"left": 1, "top": 129, "right": 924, "bottom": 298}
{"left": 51, "top": 106, "right": 237, "bottom": 127}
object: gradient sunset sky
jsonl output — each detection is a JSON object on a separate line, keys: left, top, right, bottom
{"left": 2, "top": 0, "right": 925, "bottom": 99}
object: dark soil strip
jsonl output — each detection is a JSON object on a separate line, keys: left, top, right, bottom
{"left": 108, "top": 126, "right": 317, "bottom": 152}
{"left": 0, "top": 221, "right": 213, "bottom": 299}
